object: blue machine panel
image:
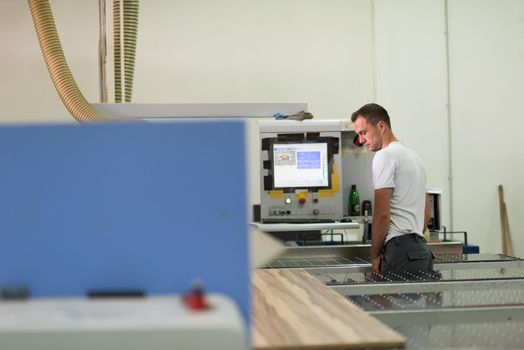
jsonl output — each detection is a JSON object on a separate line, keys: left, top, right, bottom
{"left": 0, "top": 122, "right": 249, "bottom": 321}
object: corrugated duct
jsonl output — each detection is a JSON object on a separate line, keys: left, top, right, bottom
{"left": 123, "top": 0, "right": 139, "bottom": 103}
{"left": 114, "top": 0, "right": 139, "bottom": 103}
{"left": 113, "top": 0, "right": 122, "bottom": 103}
{"left": 28, "top": 0, "right": 136, "bottom": 123}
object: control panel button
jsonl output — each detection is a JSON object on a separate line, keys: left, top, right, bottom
{"left": 298, "top": 197, "right": 306, "bottom": 205}
{"left": 183, "top": 282, "right": 209, "bottom": 311}
{"left": 285, "top": 198, "right": 292, "bottom": 205}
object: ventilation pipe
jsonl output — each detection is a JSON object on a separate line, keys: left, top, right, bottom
{"left": 28, "top": 0, "right": 137, "bottom": 123}
{"left": 113, "top": 0, "right": 139, "bottom": 103}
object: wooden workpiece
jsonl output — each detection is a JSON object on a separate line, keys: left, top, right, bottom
{"left": 252, "top": 269, "right": 405, "bottom": 349}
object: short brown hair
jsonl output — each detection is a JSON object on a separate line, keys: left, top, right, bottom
{"left": 351, "top": 103, "right": 391, "bottom": 129}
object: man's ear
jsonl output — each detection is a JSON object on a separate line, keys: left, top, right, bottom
{"left": 377, "top": 120, "right": 385, "bottom": 132}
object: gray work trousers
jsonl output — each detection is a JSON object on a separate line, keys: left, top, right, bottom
{"left": 380, "top": 233, "right": 436, "bottom": 281}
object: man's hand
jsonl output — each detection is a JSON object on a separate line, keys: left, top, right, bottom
{"left": 371, "top": 255, "right": 382, "bottom": 281}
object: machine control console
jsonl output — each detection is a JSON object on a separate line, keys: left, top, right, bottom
{"left": 259, "top": 121, "right": 344, "bottom": 222}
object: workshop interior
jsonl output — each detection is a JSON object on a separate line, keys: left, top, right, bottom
{"left": 0, "top": 0, "right": 523, "bottom": 349}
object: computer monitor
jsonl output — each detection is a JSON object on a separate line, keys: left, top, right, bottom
{"left": 271, "top": 141, "right": 331, "bottom": 190}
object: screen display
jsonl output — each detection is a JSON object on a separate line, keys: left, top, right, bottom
{"left": 273, "top": 142, "right": 329, "bottom": 188}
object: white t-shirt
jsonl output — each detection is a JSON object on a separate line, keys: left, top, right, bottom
{"left": 372, "top": 142, "right": 427, "bottom": 243}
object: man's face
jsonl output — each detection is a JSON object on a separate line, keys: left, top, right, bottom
{"left": 353, "top": 116, "right": 383, "bottom": 152}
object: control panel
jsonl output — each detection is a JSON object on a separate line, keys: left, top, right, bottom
{"left": 266, "top": 193, "right": 337, "bottom": 218}
{"left": 259, "top": 120, "right": 344, "bottom": 222}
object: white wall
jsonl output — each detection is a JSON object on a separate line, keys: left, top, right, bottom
{"left": 135, "top": 0, "right": 373, "bottom": 114}
{"left": 448, "top": 0, "right": 524, "bottom": 256}
{"left": 373, "top": 0, "right": 450, "bottom": 229}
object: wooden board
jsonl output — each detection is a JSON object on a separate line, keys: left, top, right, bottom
{"left": 252, "top": 269, "right": 405, "bottom": 349}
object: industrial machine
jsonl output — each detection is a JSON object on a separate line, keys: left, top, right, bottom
{"left": 0, "top": 295, "right": 246, "bottom": 350}
{"left": 259, "top": 120, "right": 347, "bottom": 223}
{"left": 0, "top": 122, "right": 249, "bottom": 350}
{"left": 256, "top": 120, "right": 454, "bottom": 250}
{"left": 258, "top": 119, "right": 379, "bottom": 225}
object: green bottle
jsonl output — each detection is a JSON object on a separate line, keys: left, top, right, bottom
{"left": 349, "top": 184, "right": 360, "bottom": 216}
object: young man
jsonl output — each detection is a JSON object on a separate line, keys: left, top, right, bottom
{"left": 351, "top": 103, "right": 435, "bottom": 280}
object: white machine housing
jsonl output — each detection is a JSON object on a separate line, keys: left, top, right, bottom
{"left": 0, "top": 294, "right": 246, "bottom": 350}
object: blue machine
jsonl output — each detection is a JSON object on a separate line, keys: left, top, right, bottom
{"left": 0, "top": 122, "right": 249, "bottom": 322}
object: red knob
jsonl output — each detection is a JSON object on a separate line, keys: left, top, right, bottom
{"left": 184, "top": 283, "right": 209, "bottom": 311}
{"left": 299, "top": 197, "right": 306, "bottom": 205}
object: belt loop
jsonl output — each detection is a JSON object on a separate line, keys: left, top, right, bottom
{"left": 413, "top": 234, "right": 418, "bottom": 242}
{"left": 394, "top": 237, "right": 400, "bottom": 246}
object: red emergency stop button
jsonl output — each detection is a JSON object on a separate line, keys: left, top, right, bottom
{"left": 299, "top": 197, "right": 306, "bottom": 205}
{"left": 184, "top": 282, "right": 209, "bottom": 311}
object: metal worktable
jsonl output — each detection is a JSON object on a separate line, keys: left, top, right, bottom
{"left": 264, "top": 246, "right": 524, "bottom": 349}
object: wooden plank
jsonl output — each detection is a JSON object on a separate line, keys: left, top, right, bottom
{"left": 503, "top": 202, "right": 513, "bottom": 257}
{"left": 498, "top": 185, "right": 513, "bottom": 256}
{"left": 498, "top": 185, "right": 508, "bottom": 255}
{"left": 252, "top": 269, "right": 405, "bottom": 349}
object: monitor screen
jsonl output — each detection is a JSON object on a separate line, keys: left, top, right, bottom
{"left": 272, "top": 142, "right": 329, "bottom": 188}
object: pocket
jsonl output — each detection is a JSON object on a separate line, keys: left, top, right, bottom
{"left": 407, "top": 249, "right": 430, "bottom": 260}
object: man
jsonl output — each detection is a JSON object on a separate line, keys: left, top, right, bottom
{"left": 351, "top": 103, "right": 434, "bottom": 281}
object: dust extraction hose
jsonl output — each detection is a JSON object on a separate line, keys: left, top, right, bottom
{"left": 123, "top": 0, "right": 139, "bottom": 103}
{"left": 113, "top": 0, "right": 139, "bottom": 103}
{"left": 28, "top": 0, "right": 121, "bottom": 124}
{"left": 113, "top": 0, "right": 122, "bottom": 103}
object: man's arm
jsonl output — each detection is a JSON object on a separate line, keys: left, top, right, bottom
{"left": 424, "top": 193, "right": 431, "bottom": 230}
{"left": 371, "top": 188, "right": 393, "bottom": 275}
